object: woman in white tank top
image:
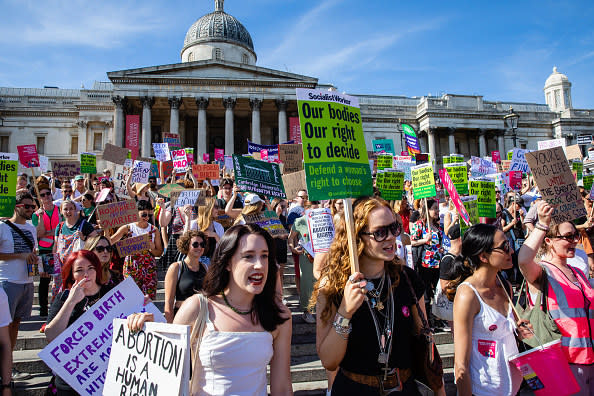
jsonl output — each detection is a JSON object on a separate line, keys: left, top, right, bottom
{"left": 448, "top": 224, "right": 534, "bottom": 396}
{"left": 127, "top": 224, "right": 293, "bottom": 395}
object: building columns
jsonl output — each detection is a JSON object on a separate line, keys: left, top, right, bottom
{"left": 196, "top": 97, "right": 209, "bottom": 161}
{"left": 168, "top": 97, "right": 182, "bottom": 135}
{"left": 427, "top": 128, "right": 437, "bottom": 167}
{"left": 276, "top": 99, "right": 288, "bottom": 144}
{"left": 112, "top": 96, "right": 126, "bottom": 146}
{"left": 478, "top": 129, "right": 487, "bottom": 157}
{"left": 76, "top": 121, "right": 87, "bottom": 154}
{"left": 140, "top": 96, "right": 154, "bottom": 158}
{"left": 497, "top": 132, "right": 505, "bottom": 156}
{"left": 250, "top": 98, "right": 262, "bottom": 144}
{"left": 448, "top": 128, "right": 456, "bottom": 154}
{"left": 223, "top": 97, "right": 236, "bottom": 155}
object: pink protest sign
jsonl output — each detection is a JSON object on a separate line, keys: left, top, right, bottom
{"left": 96, "top": 188, "right": 111, "bottom": 203}
{"left": 261, "top": 149, "right": 269, "bottom": 161}
{"left": 439, "top": 168, "right": 470, "bottom": 225}
{"left": 509, "top": 171, "right": 522, "bottom": 190}
{"left": 17, "top": 145, "right": 40, "bottom": 168}
{"left": 492, "top": 151, "right": 501, "bottom": 164}
{"left": 215, "top": 148, "right": 224, "bottom": 161}
{"left": 203, "top": 153, "right": 210, "bottom": 163}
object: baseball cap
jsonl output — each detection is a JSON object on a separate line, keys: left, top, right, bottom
{"left": 244, "top": 193, "right": 263, "bottom": 205}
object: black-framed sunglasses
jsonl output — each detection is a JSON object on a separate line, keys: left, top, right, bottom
{"left": 361, "top": 222, "right": 401, "bottom": 242}
{"left": 552, "top": 233, "right": 581, "bottom": 243}
{"left": 16, "top": 204, "right": 36, "bottom": 210}
{"left": 489, "top": 241, "right": 511, "bottom": 254}
{"left": 39, "top": 192, "right": 52, "bottom": 198}
{"left": 140, "top": 212, "right": 152, "bottom": 218}
{"left": 94, "top": 245, "right": 113, "bottom": 253}
{"left": 192, "top": 241, "right": 206, "bottom": 249}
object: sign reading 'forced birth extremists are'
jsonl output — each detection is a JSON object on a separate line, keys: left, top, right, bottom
{"left": 0, "top": 153, "right": 18, "bottom": 217}
{"left": 411, "top": 163, "right": 436, "bottom": 199}
{"left": 444, "top": 162, "right": 469, "bottom": 195}
{"left": 233, "top": 155, "right": 286, "bottom": 198}
{"left": 525, "top": 146, "right": 587, "bottom": 224}
{"left": 296, "top": 88, "right": 372, "bottom": 201}
{"left": 376, "top": 169, "right": 404, "bottom": 200}
{"left": 468, "top": 179, "right": 496, "bottom": 218}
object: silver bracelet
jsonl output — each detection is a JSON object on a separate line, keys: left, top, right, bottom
{"left": 535, "top": 222, "right": 550, "bottom": 232}
{"left": 332, "top": 312, "right": 352, "bottom": 340}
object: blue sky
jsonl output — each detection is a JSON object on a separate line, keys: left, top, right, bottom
{"left": 1, "top": 0, "right": 593, "bottom": 107}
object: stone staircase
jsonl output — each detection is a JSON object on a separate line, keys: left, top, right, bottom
{"left": 11, "top": 257, "right": 457, "bottom": 395}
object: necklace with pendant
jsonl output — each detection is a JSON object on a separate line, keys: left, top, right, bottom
{"left": 365, "top": 272, "right": 386, "bottom": 310}
{"left": 366, "top": 273, "right": 394, "bottom": 374}
{"left": 221, "top": 291, "right": 252, "bottom": 315}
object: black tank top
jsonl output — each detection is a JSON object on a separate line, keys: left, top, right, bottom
{"left": 175, "top": 260, "right": 206, "bottom": 301}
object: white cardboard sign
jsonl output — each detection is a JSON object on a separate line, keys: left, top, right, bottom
{"left": 152, "top": 143, "right": 171, "bottom": 162}
{"left": 131, "top": 160, "right": 151, "bottom": 184}
{"left": 306, "top": 208, "right": 335, "bottom": 254}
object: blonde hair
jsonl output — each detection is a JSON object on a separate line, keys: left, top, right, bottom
{"left": 197, "top": 197, "right": 217, "bottom": 232}
{"left": 310, "top": 196, "right": 403, "bottom": 323}
{"left": 233, "top": 201, "right": 263, "bottom": 225}
{"left": 83, "top": 235, "right": 112, "bottom": 284}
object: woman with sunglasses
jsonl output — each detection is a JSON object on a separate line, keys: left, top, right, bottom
{"left": 83, "top": 235, "right": 123, "bottom": 287}
{"left": 110, "top": 200, "right": 163, "bottom": 299}
{"left": 81, "top": 193, "right": 95, "bottom": 220}
{"left": 184, "top": 198, "right": 224, "bottom": 266}
{"left": 448, "top": 223, "right": 532, "bottom": 396}
{"left": 518, "top": 202, "right": 594, "bottom": 393}
{"left": 163, "top": 231, "right": 208, "bottom": 323}
{"left": 311, "top": 196, "right": 443, "bottom": 395}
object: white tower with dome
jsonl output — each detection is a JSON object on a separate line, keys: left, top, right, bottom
{"left": 544, "top": 66, "right": 572, "bottom": 111}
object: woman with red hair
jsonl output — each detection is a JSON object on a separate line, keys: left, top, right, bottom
{"left": 44, "top": 250, "right": 112, "bottom": 395}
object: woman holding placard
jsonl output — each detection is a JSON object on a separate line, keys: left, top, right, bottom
{"left": 127, "top": 224, "right": 292, "bottom": 395}
{"left": 110, "top": 200, "right": 163, "bottom": 299}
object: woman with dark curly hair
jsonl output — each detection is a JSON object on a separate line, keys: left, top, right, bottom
{"left": 128, "top": 224, "right": 292, "bottom": 395}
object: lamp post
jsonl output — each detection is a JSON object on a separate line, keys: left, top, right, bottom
{"left": 504, "top": 106, "right": 519, "bottom": 147}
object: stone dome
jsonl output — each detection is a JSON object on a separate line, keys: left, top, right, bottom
{"left": 544, "top": 66, "right": 569, "bottom": 89}
{"left": 182, "top": 0, "right": 255, "bottom": 55}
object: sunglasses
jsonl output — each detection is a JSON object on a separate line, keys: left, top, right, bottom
{"left": 16, "top": 204, "right": 36, "bottom": 210}
{"left": 297, "top": 195, "right": 308, "bottom": 199}
{"left": 361, "top": 222, "right": 401, "bottom": 242}
{"left": 552, "top": 233, "right": 581, "bottom": 243}
{"left": 94, "top": 245, "right": 113, "bottom": 253}
{"left": 63, "top": 190, "right": 73, "bottom": 193}
{"left": 39, "top": 192, "right": 52, "bottom": 198}
{"left": 192, "top": 241, "right": 206, "bottom": 249}
{"left": 140, "top": 213, "right": 151, "bottom": 218}
{"left": 489, "top": 241, "right": 511, "bottom": 254}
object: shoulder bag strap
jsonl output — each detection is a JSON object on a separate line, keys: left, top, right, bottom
{"left": 4, "top": 220, "right": 34, "bottom": 251}
{"left": 402, "top": 269, "right": 430, "bottom": 330}
{"left": 189, "top": 293, "right": 209, "bottom": 393}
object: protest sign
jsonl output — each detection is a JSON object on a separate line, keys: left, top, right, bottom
{"left": 525, "top": 146, "right": 586, "bottom": 224}
{"left": 39, "top": 155, "right": 49, "bottom": 172}
{"left": 501, "top": 160, "right": 511, "bottom": 172}
{"left": 115, "top": 233, "right": 151, "bottom": 257}
{"left": 306, "top": 208, "right": 335, "bottom": 254}
{"left": 203, "top": 153, "right": 210, "bottom": 163}
{"left": 96, "top": 199, "right": 138, "bottom": 229}
{"left": 242, "top": 210, "right": 288, "bottom": 237}
{"left": 415, "top": 153, "right": 429, "bottom": 165}
{"left": 443, "top": 156, "right": 452, "bottom": 165}
{"left": 509, "top": 148, "right": 531, "bottom": 173}
{"left": 52, "top": 161, "right": 81, "bottom": 179}
{"left": 460, "top": 196, "right": 479, "bottom": 236}
{"left": 278, "top": 144, "right": 303, "bottom": 174}
{"left": 38, "top": 278, "right": 165, "bottom": 396}
{"left": 492, "top": 151, "right": 501, "bottom": 164}
{"left": 376, "top": 170, "right": 404, "bottom": 200}
{"left": 96, "top": 188, "right": 111, "bottom": 203}
{"left": 191, "top": 164, "right": 219, "bottom": 181}
{"left": 468, "top": 180, "right": 496, "bottom": 218}
{"left": 584, "top": 175, "right": 594, "bottom": 192}
{"left": 17, "top": 144, "right": 40, "bottom": 168}
{"left": 282, "top": 170, "right": 306, "bottom": 200}
{"left": 444, "top": 162, "right": 469, "bottom": 195}
{"left": 126, "top": 115, "right": 140, "bottom": 160}
{"left": 150, "top": 159, "right": 159, "bottom": 179}
{"left": 439, "top": 168, "right": 470, "bottom": 225}
{"left": 163, "top": 133, "right": 181, "bottom": 150}
{"left": 113, "top": 164, "right": 132, "bottom": 198}
{"left": 470, "top": 156, "right": 497, "bottom": 178}
{"left": 566, "top": 144, "right": 583, "bottom": 161}
{"left": 152, "top": 143, "right": 171, "bottom": 162}
{"left": 372, "top": 139, "right": 395, "bottom": 155}
{"left": 185, "top": 148, "right": 194, "bottom": 165}
{"left": 411, "top": 163, "right": 436, "bottom": 199}
{"left": 572, "top": 161, "right": 583, "bottom": 181}
{"left": 103, "top": 143, "right": 130, "bottom": 165}
{"left": 247, "top": 141, "right": 279, "bottom": 162}
{"left": 233, "top": 154, "right": 285, "bottom": 198}
{"left": 157, "top": 183, "right": 184, "bottom": 198}
{"left": 0, "top": 153, "right": 18, "bottom": 217}
{"left": 509, "top": 171, "right": 523, "bottom": 190}
{"left": 538, "top": 138, "right": 566, "bottom": 151}
{"left": 104, "top": 319, "right": 190, "bottom": 396}
{"left": 393, "top": 157, "right": 414, "bottom": 180}
{"left": 79, "top": 153, "right": 97, "bottom": 174}
{"left": 214, "top": 148, "right": 224, "bottom": 161}
{"left": 376, "top": 155, "right": 393, "bottom": 170}
{"left": 296, "top": 88, "right": 372, "bottom": 200}
{"left": 170, "top": 189, "right": 202, "bottom": 210}
{"left": 131, "top": 161, "right": 151, "bottom": 184}
{"left": 402, "top": 123, "right": 420, "bottom": 155}
{"left": 171, "top": 149, "right": 189, "bottom": 174}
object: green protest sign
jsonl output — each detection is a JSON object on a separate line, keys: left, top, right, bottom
{"left": 443, "top": 156, "right": 452, "bottom": 165}
{"left": 0, "top": 154, "right": 18, "bottom": 217}
{"left": 296, "top": 88, "right": 372, "bottom": 200}
{"left": 233, "top": 154, "right": 286, "bottom": 198}
{"left": 584, "top": 175, "right": 594, "bottom": 191}
{"left": 445, "top": 162, "right": 469, "bottom": 195}
{"left": 80, "top": 153, "right": 97, "bottom": 174}
{"left": 411, "top": 163, "right": 436, "bottom": 199}
{"left": 468, "top": 180, "right": 496, "bottom": 217}
{"left": 376, "top": 155, "right": 393, "bottom": 170}
{"left": 460, "top": 195, "right": 479, "bottom": 236}
{"left": 507, "top": 151, "right": 513, "bottom": 160}
{"left": 376, "top": 170, "right": 404, "bottom": 200}
{"left": 572, "top": 161, "right": 583, "bottom": 181}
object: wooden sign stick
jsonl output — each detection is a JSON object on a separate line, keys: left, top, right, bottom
{"left": 343, "top": 198, "right": 360, "bottom": 275}
{"left": 30, "top": 167, "right": 41, "bottom": 201}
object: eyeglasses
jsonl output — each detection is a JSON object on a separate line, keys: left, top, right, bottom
{"left": 489, "top": 241, "right": 511, "bottom": 254}
{"left": 552, "top": 233, "right": 581, "bottom": 243}
{"left": 16, "top": 204, "right": 36, "bottom": 210}
{"left": 361, "top": 222, "right": 401, "bottom": 242}
{"left": 191, "top": 241, "right": 206, "bottom": 249}
{"left": 140, "top": 213, "right": 151, "bottom": 218}
{"left": 94, "top": 245, "right": 113, "bottom": 253}
{"left": 39, "top": 192, "right": 51, "bottom": 198}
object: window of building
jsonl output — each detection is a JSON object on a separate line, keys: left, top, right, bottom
{"left": 71, "top": 136, "right": 78, "bottom": 155}
{"left": 554, "top": 90, "right": 561, "bottom": 108}
{"left": 521, "top": 143, "right": 527, "bottom": 149}
{"left": 0, "top": 136, "right": 8, "bottom": 152}
{"left": 214, "top": 48, "right": 222, "bottom": 60}
{"left": 564, "top": 89, "right": 570, "bottom": 107}
{"left": 36, "top": 136, "right": 45, "bottom": 155}
{"left": 242, "top": 53, "right": 249, "bottom": 64}
{"left": 93, "top": 133, "right": 103, "bottom": 151}
{"left": 188, "top": 52, "right": 194, "bottom": 62}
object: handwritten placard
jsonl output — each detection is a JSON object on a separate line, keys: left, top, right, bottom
{"left": 103, "top": 143, "right": 130, "bottom": 165}
{"left": 96, "top": 199, "right": 138, "bottom": 229}
{"left": 152, "top": 143, "right": 171, "bottom": 162}
{"left": 278, "top": 144, "right": 303, "bottom": 174}
{"left": 509, "top": 148, "right": 531, "bottom": 173}
{"left": 242, "top": 210, "right": 288, "bottom": 237}
{"left": 52, "top": 161, "right": 81, "bottom": 179}
{"left": 115, "top": 234, "right": 151, "bottom": 257}
{"left": 131, "top": 161, "right": 151, "bottom": 184}
{"left": 191, "top": 164, "right": 219, "bottom": 181}
{"left": 171, "top": 149, "right": 188, "bottom": 174}
{"left": 281, "top": 170, "right": 306, "bottom": 201}
{"left": 170, "top": 189, "right": 202, "bottom": 210}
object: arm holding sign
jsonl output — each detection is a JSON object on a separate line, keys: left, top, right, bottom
{"left": 518, "top": 201, "right": 553, "bottom": 284}
{"left": 224, "top": 185, "right": 243, "bottom": 219}
{"left": 109, "top": 224, "right": 129, "bottom": 245}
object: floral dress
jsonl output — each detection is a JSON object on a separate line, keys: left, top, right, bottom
{"left": 410, "top": 220, "right": 443, "bottom": 268}
{"left": 123, "top": 223, "right": 158, "bottom": 299}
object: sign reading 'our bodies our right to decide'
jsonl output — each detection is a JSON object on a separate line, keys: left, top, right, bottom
{"left": 411, "top": 163, "right": 436, "bottom": 199}
{"left": 296, "top": 89, "right": 372, "bottom": 200}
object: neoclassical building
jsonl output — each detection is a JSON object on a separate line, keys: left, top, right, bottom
{"left": 1, "top": 0, "right": 594, "bottom": 172}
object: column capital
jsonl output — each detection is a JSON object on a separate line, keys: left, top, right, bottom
{"left": 112, "top": 95, "right": 127, "bottom": 109}
{"left": 223, "top": 97, "right": 236, "bottom": 110}
{"left": 76, "top": 120, "right": 87, "bottom": 128}
{"left": 275, "top": 98, "right": 288, "bottom": 111}
{"left": 478, "top": 128, "right": 487, "bottom": 136}
{"left": 426, "top": 127, "right": 437, "bottom": 136}
{"left": 168, "top": 96, "right": 182, "bottom": 109}
{"left": 250, "top": 98, "right": 263, "bottom": 111}
{"left": 105, "top": 120, "right": 113, "bottom": 128}
{"left": 196, "top": 97, "right": 209, "bottom": 110}
{"left": 141, "top": 96, "right": 155, "bottom": 108}
{"left": 448, "top": 127, "right": 456, "bottom": 135}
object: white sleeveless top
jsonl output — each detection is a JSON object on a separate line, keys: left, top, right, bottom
{"left": 461, "top": 282, "right": 523, "bottom": 396}
{"left": 194, "top": 312, "right": 274, "bottom": 395}
{"left": 128, "top": 222, "right": 155, "bottom": 242}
